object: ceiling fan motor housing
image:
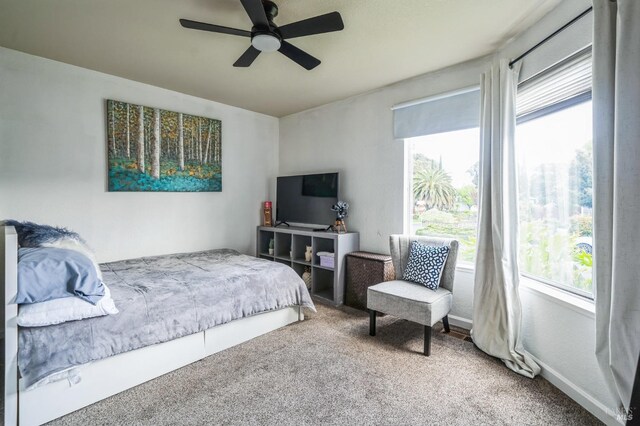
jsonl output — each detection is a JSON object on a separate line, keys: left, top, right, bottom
{"left": 262, "top": 0, "right": 279, "bottom": 21}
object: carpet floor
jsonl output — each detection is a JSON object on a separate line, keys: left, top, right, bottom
{"left": 48, "top": 304, "right": 601, "bottom": 425}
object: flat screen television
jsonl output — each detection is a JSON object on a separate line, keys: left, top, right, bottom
{"left": 276, "top": 172, "right": 339, "bottom": 227}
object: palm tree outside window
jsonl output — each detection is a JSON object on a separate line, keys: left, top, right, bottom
{"left": 406, "top": 127, "right": 480, "bottom": 265}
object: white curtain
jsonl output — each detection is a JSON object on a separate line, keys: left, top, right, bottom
{"left": 471, "top": 59, "right": 540, "bottom": 378}
{"left": 592, "top": 0, "right": 640, "bottom": 411}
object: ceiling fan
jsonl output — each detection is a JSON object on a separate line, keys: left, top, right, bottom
{"left": 180, "top": 0, "right": 344, "bottom": 70}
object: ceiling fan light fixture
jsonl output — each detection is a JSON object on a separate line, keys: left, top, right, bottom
{"left": 251, "top": 34, "right": 281, "bottom": 52}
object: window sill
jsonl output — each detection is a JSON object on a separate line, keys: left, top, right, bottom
{"left": 454, "top": 265, "right": 595, "bottom": 318}
{"left": 520, "top": 276, "right": 595, "bottom": 319}
{"left": 455, "top": 263, "right": 475, "bottom": 273}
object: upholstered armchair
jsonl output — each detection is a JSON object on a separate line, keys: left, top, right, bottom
{"left": 367, "top": 235, "right": 459, "bottom": 356}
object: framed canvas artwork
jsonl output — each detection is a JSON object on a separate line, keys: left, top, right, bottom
{"left": 107, "top": 100, "right": 222, "bottom": 192}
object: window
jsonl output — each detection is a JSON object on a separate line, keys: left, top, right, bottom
{"left": 515, "top": 48, "right": 593, "bottom": 297}
{"left": 407, "top": 127, "right": 480, "bottom": 265}
{"left": 395, "top": 87, "right": 480, "bottom": 266}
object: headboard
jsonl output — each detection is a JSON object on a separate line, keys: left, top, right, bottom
{"left": 2, "top": 226, "right": 18, "bottom": 425}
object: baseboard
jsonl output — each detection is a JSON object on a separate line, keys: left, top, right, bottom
{"left": 448, "top": 314, "right": 472, "bottom": 330}
{"left": 376, "top": 304, "right": 620, "bottom": 423}
{"left": 445, "top": 315, "right": 621, "bottom": 425}
{"left": 526, "top": 353, "right": 623, "bottom": 426}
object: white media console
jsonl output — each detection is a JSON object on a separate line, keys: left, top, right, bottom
{"left": 256, "top": 226, "right": 359, "bottom": 306}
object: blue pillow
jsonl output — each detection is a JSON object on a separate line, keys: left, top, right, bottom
{"left": 402, "top": 242, "right": 450, "bottom": 290}
{"left": 17, "top": 247, "right": 105, "bottom": 305}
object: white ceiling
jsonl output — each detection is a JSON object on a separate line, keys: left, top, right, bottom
{"left": 0, "top": 0, "right": 561, "bottom": 117}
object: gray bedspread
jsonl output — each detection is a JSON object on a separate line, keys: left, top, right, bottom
{"left": 18, "top": 249, "right": 315, "bottom": 388}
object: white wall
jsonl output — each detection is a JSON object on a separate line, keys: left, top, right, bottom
{"left": 279, "top": 53, "right": 489, "bottom": 325}
{"left": 0, "top": 47, "right": 279, "bottom": 262}
{"left": 519, "top": 282, "right": 617, "bottom": 423}
{"left": 279, "top": 0, "right": 620, "bottom": 423}
{"left": 279, "top": 57, "right": 488, "bottom": 254}
{"left": 279, "top": 53, "right": 484, "bottom": 330}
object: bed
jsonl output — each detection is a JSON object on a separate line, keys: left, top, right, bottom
{"left": 2, "top": 226, "right": 314, "bottom": 426}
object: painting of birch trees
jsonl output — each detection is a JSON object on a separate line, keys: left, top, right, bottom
{"left": 107, "top": 100, "right": 222, "bottom": 192}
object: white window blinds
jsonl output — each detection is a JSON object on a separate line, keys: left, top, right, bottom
{"left": 517, "top": 47, "right": 592, "bottom": 121}
{"left": 392, "top": 86, "right": 480, "bottom": 139}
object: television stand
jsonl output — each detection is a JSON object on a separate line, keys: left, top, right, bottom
{"left": 274, "top": 221, "right": 290, "bottom": 227}
{"left": 312, "top": 225, "right": 333, "bottom": 232}
{"left": 256, "top": 226, "right": 359, "bottom": 307}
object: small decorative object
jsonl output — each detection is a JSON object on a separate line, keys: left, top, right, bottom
{"left": 302, "top": 267, "right": 312, "bottom": 290}
{"left": 268, "top": 239, "right": 274, "bottom": 255}
{"left": 331, "top": 200, "right": 349, "bottom": 233}
{"left": 107, "top": 100, "right": 222, "bottom": 192}
{"left": 305, "top": 246, "right": 313, "bottom": 262}
{"left": 263, "top": 201, "right": 273, "bottom": 227}
{"left": 317, "top": 251, "right": 335, "bottom": 268}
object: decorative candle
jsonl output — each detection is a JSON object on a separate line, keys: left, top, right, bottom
{"left": 263, "top": 201, "right": 273, "bottom": 227}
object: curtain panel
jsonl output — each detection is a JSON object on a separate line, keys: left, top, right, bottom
{"left": 592, "top": 0, "right": 640, "bottom": 411}
{"left": 471, "top": 59, "right": 540, "bottom": 378}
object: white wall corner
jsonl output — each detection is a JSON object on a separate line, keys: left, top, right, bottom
{"left": 444, "top": 313, "right": 619, "bottom": 425}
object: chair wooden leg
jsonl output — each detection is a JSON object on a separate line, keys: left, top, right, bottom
{"left": 443, "top": 315, "right": 450, "bottom": 333}
{"left": 369, "top": 310, "right": 376, "bottom": 336}
{"left": 424, "top": 325, "right": 431, "bottom": 356}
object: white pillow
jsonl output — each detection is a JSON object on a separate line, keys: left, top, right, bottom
{"left": 18, "top": 284, "right": 118, "bottom": 327}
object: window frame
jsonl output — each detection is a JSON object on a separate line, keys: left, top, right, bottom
{"left": 516, "top": 51, "right": 596, "bottom": 302}
{"left": 521, "top": 272, "right": 594, "bottom": 300}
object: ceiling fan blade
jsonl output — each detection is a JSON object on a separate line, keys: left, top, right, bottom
{"left": 240, "top": 0, "right": 269, "bottom": 28}
{"left": 233, "top": 46, "right": 261, "bottom": 67}
{"left": 278, "top": 41, "right": 321, "bottom": 70}
{"left": 278, "top": 12, "right": 344, "bottom": 39}
{"left": 180, "top": 19, "right": 251, "bottom": 37}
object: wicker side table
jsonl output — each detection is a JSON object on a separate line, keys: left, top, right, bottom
{"left": 345, "top": 251, "right": 395, "bottom": 311}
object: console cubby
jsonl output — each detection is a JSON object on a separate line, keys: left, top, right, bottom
{"left": 291, "top": 262, "right": 307, "bottom": 278}
{"left": 258, "top": 230, "right": 275, "bottom": 258}
{"left": 275, "top": 232, "right": 292, "bottom": 259}
{"left": 291, "top": 234, "right": 312, "bottom": 265}
{"left": 256, "top": 226, "right": 359, "bottom": 306}
{"left": 312, "top": 237, "right": 335, "bottom": 269}
{"left": 313, "top": 268, "right": 334, "bottom": 301}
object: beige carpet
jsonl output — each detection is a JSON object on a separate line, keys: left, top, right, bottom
{"left": 49, "top": 304, "right": 601, "bottom": 425}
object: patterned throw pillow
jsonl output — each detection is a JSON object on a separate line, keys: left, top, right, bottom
{"left": 402, "top": 242, "right": 450, "bottom": 290}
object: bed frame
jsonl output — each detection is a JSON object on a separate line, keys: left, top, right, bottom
{"left": 1, "top": 226, "right": 305, "bottom": 426}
